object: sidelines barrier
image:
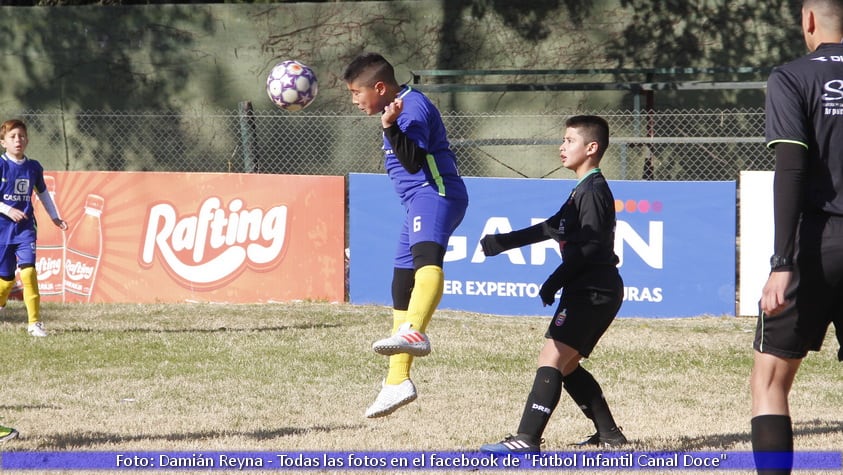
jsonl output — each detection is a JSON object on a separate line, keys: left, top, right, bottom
{"left": 349, "top": 174, "right": 737, "bottom": 318}
{"left": 738, "top": 171, "right": 774, "bottom": 317}
{"left": 13, "top": 171, "right": 768, "bottom": 316}
{"left": 18, "top": 171, "right": 345, "bottom": 304}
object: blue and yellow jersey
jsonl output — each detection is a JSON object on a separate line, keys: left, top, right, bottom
{"left": 0, "top": 154, "right": 46, "bottom": 244}
{"left": 382, "top": 86, "right": 468, "bottom": 204}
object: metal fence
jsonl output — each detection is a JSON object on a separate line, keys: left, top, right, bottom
{"left": 10, "top": 107, "right": 771, "bottom": 180}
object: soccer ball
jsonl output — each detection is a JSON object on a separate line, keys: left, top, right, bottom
{"left": 266, "top": 60, "right": 318, "bottom": 111}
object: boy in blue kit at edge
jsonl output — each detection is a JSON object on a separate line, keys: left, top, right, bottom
{"left": 342, "top": 53, "right": 469, "bottom": 418}
{"left": 479, "top": 115, "right": 626, "bottom": 453}
{"left": 0, "top": 118, "right": 68, "bottom": 443}
{"left": 0, "top": 119, "right": 67, "bottom": 335}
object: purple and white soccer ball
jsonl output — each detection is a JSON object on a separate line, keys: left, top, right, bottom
{"left": 266, "top": 60, "right": 318, "bottom": 111}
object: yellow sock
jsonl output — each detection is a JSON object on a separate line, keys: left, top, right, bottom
{"left": 386, "top": 309, "right": 413, "bottom": 385}
{"left": 385, "top": 267, "right": 444, "bottom": 385}
{"left": 0, "top": 278, "right": 14, "bottom": 308}
{"left": 20, "top": 267, "right": 40, "bottom": 325}
{"left": 404, "top": 265, "right": 444, "bottom": 333}
{"left": 391, "top": 309, "right": 407, "bottom": 334}
{"left": 386, "top": 354, "right": 413, "bottom": 385}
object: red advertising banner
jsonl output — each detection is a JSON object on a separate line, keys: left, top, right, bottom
{"left": 15, "top": 172, "right": 344, "bottom": 304}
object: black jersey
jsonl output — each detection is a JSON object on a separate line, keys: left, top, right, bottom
{"left": 489, "top": 170, "right": 620, "bottom": 292}
{"left": 543, "top": 170, "right": 620, "bottom": 290}
{"left": 765, "top": 42, "right": 843, "bottom": 215}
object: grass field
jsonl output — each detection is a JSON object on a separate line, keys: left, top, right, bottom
{"left": 0, "top": 301, "right": 841, "bottom": 474}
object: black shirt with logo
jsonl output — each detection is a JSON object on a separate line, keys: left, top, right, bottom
{"left": 766, "top": 42, "right": 843, "bottom": 216}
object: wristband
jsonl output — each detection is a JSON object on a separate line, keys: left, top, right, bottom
{"left": 770, "top": 255, "right": 793, "bottom": 269}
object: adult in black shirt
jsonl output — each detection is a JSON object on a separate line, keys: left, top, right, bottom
{"left": 753, "top": 1, "right": 843, "bottom": 473}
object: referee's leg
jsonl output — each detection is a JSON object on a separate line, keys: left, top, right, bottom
{"left": 750, "top": 351, "right": 801, "bottom": 475}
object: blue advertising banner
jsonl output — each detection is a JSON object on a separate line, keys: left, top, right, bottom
{"left": 349, "top": 174, "right": 736, "bottom": 318}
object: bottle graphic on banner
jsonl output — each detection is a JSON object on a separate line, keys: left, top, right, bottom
{"left": 64, "top": 194, "right": 104, "bottom": 302}
{"left": 34, "top": 175, "right": 65, "bottom": 301}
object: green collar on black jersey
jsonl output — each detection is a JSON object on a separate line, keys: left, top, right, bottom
{"left": 576, "top": 167, "right": 601, "bottom": 185}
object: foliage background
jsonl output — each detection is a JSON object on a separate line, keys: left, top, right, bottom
{"left": 0, "top": 1, "right": 804, "bottom": 115}
{"left": 0, "top": 1, "right": 801, "bottom": 174}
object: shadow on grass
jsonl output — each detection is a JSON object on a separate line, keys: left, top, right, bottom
{"left": 0, "top": 310, "right": 25, "bottom": 323}
{"left": 0, "top": 404, "right": 61, "bottom": 411}
{"left": 26, "top": 424, "right": 365, "bottom": 450}
{"left": 659, "top": 419, "right": 843, "bottom": 450}
{"left": 53, "top": 323, "right": 343, "bottom": 334}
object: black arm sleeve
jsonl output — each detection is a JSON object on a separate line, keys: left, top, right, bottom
{"left": 480, "top": 222, "right": 560, "bottom": 256}
{"left": 383, "top": 124, "right": 426, "bottom": 174}
{"left": 496, "top": 222, "right": 555, "bottom": 248}
{"left": 772, "top": 142, "right": 808, "bottom": 271}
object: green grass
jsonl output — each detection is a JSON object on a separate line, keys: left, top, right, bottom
{"left": 0, "top": 302, "right": 841, "bottom": 474}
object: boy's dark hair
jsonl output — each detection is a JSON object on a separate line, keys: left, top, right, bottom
{"left": 566, "top": 115, "right": 609, "bottom": 159}
{"left": 0, "top": 119, "right": 27, "bottom": 138}
{"left": 342, "top": 52, "right": 397, "bottom": 86}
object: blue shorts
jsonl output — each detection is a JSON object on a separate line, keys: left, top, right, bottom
{"left": 0, "top": 241, "right": 36, "bottom": 277}
{"left": 394, "top": 193, "right": 468, "bottom": 269}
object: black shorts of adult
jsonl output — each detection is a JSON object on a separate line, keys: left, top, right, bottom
{"left": 544, "top": 276, "right": 623, "bottom": 358}
{"left": 754, "top": 212, "right": 843, "bottom": 361}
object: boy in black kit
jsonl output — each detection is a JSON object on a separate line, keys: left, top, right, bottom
{"left": 479, "top": 115, "right": 626, "bottom": 453}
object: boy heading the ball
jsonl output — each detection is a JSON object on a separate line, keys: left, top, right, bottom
{"left": 342, "top": 52, "right": 468, "bottom": 418}
{"left": 479, "top": 115, "right": 626, "bottom": 453}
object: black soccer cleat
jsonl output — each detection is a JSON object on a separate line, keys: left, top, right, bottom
{"left": 575, "top": 427, "right": 628, "bottom": 448}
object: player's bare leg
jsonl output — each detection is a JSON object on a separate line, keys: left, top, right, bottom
{"left": 751, "top": 351, "right": 801, "bottom": 415}
{"left": 750, "top": 351, "right": 801, "bottom": 475}
{"left": 537, "top": 339, "right": 580, "bottom": 369}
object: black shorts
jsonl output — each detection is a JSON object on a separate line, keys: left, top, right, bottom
{"left": 545, "top": 273, "right": 623, "bottom": 358}
{"left": 754, "top": 212, "right": 843, "bottom": 360}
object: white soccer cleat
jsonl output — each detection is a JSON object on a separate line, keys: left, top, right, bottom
{"left": 27, "top": 322, "right": 47, "bottom": 338}
{"left": 365, "top": 379, "right": 417, "bottom": 418}
{"left": 372, "top": 322, "right": 430, "bottom": 356}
